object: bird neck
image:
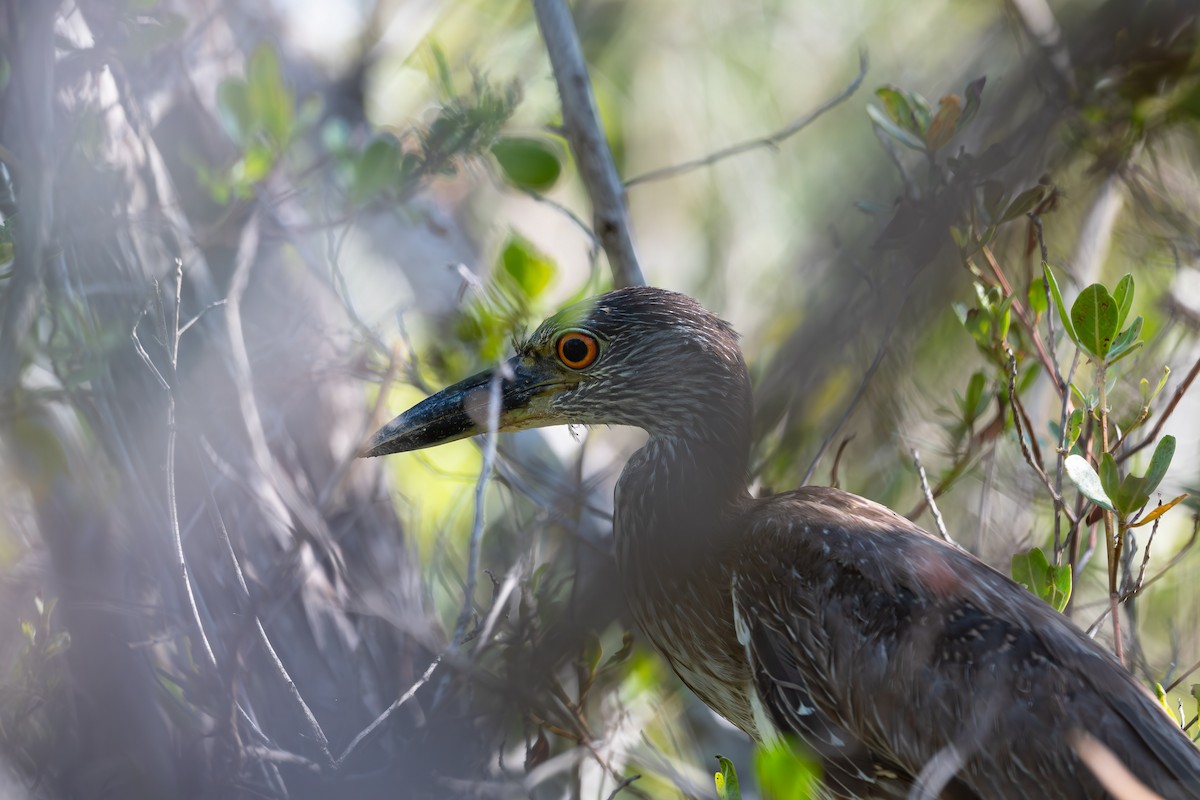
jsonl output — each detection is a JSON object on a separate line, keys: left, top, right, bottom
{"left": 614, "top": 386, "right": 753, "bottom": 561}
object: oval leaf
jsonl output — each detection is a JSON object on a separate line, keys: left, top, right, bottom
{"left": 1070, "top": 284, "right": 1119, "bottom": 357}
{"left": 1142, "top": 435, "right": 1176, "bottom": 496}
{"left": 491, "top": 137, "right": 562, "bottom": 191}
{"left": 1065, "top": 454, "right": 1114, "bottom": 510}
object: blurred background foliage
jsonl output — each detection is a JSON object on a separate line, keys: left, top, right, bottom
{"left": 1, "top": 0, "right": 1200, "bottom": 798}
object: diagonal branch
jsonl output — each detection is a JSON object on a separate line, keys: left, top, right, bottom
{"left": 532, "top": 0, "right": 645, "bottom": 288}
{"left": 625, "top": 50, "right": 868, "bottom": 188}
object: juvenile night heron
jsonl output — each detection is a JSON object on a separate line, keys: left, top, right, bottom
{"left": 362, "top": 287, "right": 1200, "bottom": 799}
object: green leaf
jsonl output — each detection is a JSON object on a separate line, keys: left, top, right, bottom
{"left": 1106, "top": 316, "right": 1143, "bottom": 361}
{"left": 1070, "top": 284, "right": 1119, "bottom": 357}
{"left": 1142, "top": 435, "right": 1176, "bottom": 497}
{"left": 962, "top": 371, "right": 987, "bottom": 423}
{"left": 1001, "top": 185, "right": 1048, "bottom": 223}
{"left": 490, "top": 137, "right": 562, "bottom": 191}
{"left": 1043, "top": 264, "right": 1077, "bottom": 345}
{"left": 216, "top": 79, "right": 252, "bottom": 144}
{"left": 1111, "top": 273, "right": 1135, "bottom": 330}
{"left": 246, "top": 45, "right": 293, "bottom": 147}
{"left": 753, "top": 741, "right": 820, "bottom": 800}
{"left": 874, "top": 87, "right": 915, "bottom": 130}
{"left": 1142, "top": 366, "right": 1170, "bottom": 406}
{"left": 500, "top": 235, "right": 556, "bottom": 299}
{"left": 1098, "top": 453, "right": 1121, "bottom": 508}
{"left": 1063, "top": 408, "right": 1084, "bottom": 451}
{"left": 715, "top": 755, "right": 742, "bottom": 800}
{"left": 1065, "top": 454, "right": 1114, "bottom": 510}
{"left": 1011, "top": 547, "right": 1072, "bottom": 612}
{"left": 1027, "top": 277, "right": 1048, "bottom": 316}
{"left": 866, "top": 104, "right": 927, "bottom": 151}
{"left": 353, "top": 134, "right": 402, "bottom": 201}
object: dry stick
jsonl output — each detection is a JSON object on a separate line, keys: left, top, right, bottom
{"left": 625, "top": 50, "right": 869, "bottom": 188}
{"left": 131, "top": 276, "right": 219, "bottom": 672}
{"left": 221, "top": 214, "right": 335, "bottom": 762}
{"left": 1087, "top": 514, "right": 1199, "bottom": 637}
{"left": 1005, "top": 348, "right": 1078, "bottom": 526}
{"left": 980, "top": 245, "right": 1061, "bottom": 392}
{"left": 453, "top": 368, "right": 506, "bottom": 646}
{"left": 1096, "top": 361, "right": 1125, "bottom": 666}
{"left": 333, "top": 655, "right": 442, "bottom": 768}
{"left": 531, "top": 0, "right": 644, "bottom": 288}
{"left": 604, "top": 774, "right": 643, "bottom": 800}
{"left": 1053, "top": 350, "right": 1080, "bottom": 561}
{"left": 912, "top": 448, "right": 955, "bottom": 545}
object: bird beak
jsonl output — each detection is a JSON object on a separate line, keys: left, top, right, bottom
{"left": 359, "top": 356, "right": 565, "bottom": 458}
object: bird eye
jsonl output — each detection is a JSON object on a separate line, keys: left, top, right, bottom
{"left": 556, "top": 331, "right": 599, "bottom": 369}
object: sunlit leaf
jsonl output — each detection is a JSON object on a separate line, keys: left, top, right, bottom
{"left": 1011, "top": 547, "right": 1071, "bottom": 612}
{"left": 246, "top": 44, "right": 294, "bottom": 147}
{"left": 866, "top": 104, "right": 927, "bottom": 151}
{"left": 715, "top": 755, "right": 742, "bottom": 800}
{"left": 753, "top": 739, "right": 820, "bottom": 800}
{"left": 216, "top": 79, "right": 252, "bottom": 144}
{"left": 491, "top": 137, "right": 562, "bottom": 191}
{"left": 1065, "top": 454, "right": 1113, "bottom": 510}
{"left": 1027, "top": 277, "right": 1048, "bottom": 316}
{"left": 874, "top": 87, "right": 914, "bottom": 129}
{"left": 1070, "top": 284, "right": 1119, "bottom": 357}
{"left": 1130, "top": 494, "right": 1188, "bottom": 528}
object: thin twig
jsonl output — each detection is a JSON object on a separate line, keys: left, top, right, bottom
{"left": 1125, "top": 349, "right": 1200, "bottom": 458}
{"left": 1053, "top": 349, "right": 1080, "bottom": 561}
{"left": 453, "top": 367, "right": 507, "bottom": 646}
{"left": 333, "top": 655, "right": 442, "bottom": 768}
{"left": 625, "top": 50, "right": 868, "bottom": 188}
{"left": 980, "top": 245, "right": 1061, "bottom": 393}
{"left": 802, "top": 280, "right": 908, "bottom": 485}
{"left": 131, "top": 271, "right": 219, "bottom": 672}
{"left": 604, "top": 774, "right": 642, "bottom": 800}
{"left": 1005, "top": 348, "right": 1077, "bottom": 525}
{"left": 912, "top": 448, "right": 955, "bottom": 545}
{"left": 531, "top": 0, "right": 644, "bottom": 288}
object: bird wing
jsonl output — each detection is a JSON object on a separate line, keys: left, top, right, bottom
{"left": 731, "top": 485, "right": 1200, "bottom": 800}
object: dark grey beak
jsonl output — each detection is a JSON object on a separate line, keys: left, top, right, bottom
{"left": 359, "top": 357, "right": 561, "bottom": 458}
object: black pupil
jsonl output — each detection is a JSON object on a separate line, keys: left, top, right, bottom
{"left": 562, "top": 337, "right": 589, "bottom": 364}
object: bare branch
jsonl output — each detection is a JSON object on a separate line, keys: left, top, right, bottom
{"left": 333, "top": 655, "right": 441, "bottom": 768}
{"left": 531, "top": 0, "right": 645, "bottom": 288}
{"left": 625, "top": 50, "right": 868, "bottom": 188}
{"left": 912, "top": 449, "right": 955, "bottom": 546}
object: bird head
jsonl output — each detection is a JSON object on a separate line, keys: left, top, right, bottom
{"left": 360, "top": 286, "right": 750, "bottom": 458}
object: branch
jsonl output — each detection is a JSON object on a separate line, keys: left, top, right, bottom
{"left": 532, "top": 0, "right": 645, "bottom": 288}
{"left": 912, "top": 448, "right": 955, "bottom": 545}
{"left": 625, "top": 50, "right": 868, "bottom": 188}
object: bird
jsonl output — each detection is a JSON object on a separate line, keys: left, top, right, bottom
{"left": 361, "top": 286, "right": 1200, "bottom": 799}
